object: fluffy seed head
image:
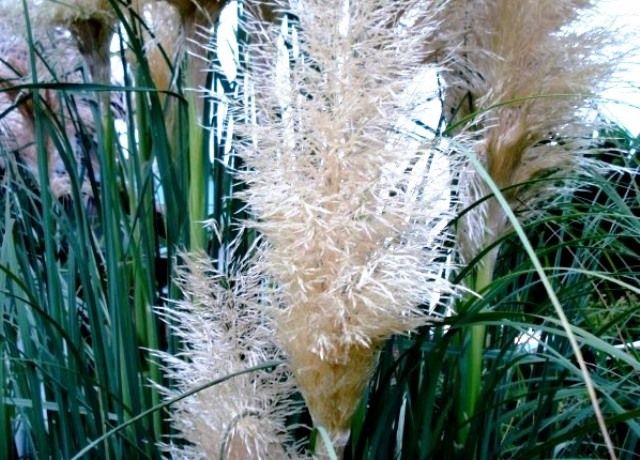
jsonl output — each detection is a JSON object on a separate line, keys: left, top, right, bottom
{"left": 131, "top": 0, "right": 183, "bottom": 93}
{"left": 155, "top": 253, "right": 304, "bottom": 459}
{"left": 1, "top": 0, "right": 116, "bottom": 83}
{"left": 0, "top": 31, "right": 101, "bottom": 198}
{"left": 34, "top": 0, "right": 113, "bottom": 24}
{"left": 431, "top": 0, "right": 614, "bottom": 262}
{"left": 234, "top": 0, "right": 456, "bottom": 439}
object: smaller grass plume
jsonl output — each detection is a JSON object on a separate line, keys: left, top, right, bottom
{"left": 154, "top": 251, "right": 305, "bottom": 459}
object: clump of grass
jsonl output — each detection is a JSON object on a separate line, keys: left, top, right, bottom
{"left": 0, "top": 0, "right": 194, "bottom": 457}
{"left": 0, "top": 0, "right": 638, "bottom": 458}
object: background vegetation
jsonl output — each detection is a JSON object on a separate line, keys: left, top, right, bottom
{"left": 0, "top": 0, "right": 638, "bottom": 459}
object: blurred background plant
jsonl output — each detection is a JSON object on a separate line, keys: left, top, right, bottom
{"left": 0, "top": 0, "right": 638, "bottom": 459}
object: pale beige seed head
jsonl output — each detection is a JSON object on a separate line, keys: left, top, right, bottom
{"left": 155, "top": 253, "right": 305, "bottom": 459}
{"left": 31, "top": 0, "right": 113, "bottom": 25}
{"left": 131, "top": 1, "right": 183, "bottom": 94}
{"left": 135, "top": 0, "right": 227, "bottom": 117}
{"left": 0, "top": 0, "right": 116, "bottom": 83}
{"left": 165, "top": 0, "right": 225, "bottom": 25}
{"left": 237, "top": 0, "right": 456, "bottom": 442}
{"left": 0, "top": 32, "right": 100, "bottom": 198}
{"left": 432, "top": 0, "right": 613, "bottom": 262}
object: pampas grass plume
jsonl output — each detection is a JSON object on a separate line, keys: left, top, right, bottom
{"left": 0, "top": 31, "right": 100, "bottom": 198}
{"left": 237, "top": 0, "right": 456, "bottom": 443}
{"left": 432, "top": 0, "right": 614, "bottom": 264}
{"left": 132, "top": 0, "right": 227, "bottom": 118}
{"left": 0, "top": 0, "right": 116, "bottom": 85}
{"left": 130, "top": 0, "right": 183, "bottom": 94}
{"left": 155, "top": 253, "right": 304, "bottom": 459}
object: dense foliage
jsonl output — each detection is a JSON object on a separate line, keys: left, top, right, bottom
{"left": 0, "top": 0, "right": 638, "bottom": 458}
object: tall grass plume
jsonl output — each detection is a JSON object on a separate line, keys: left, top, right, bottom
{"left": 234, "top": 0, "right": 456, "bottom": 444}
{"left": 0, "top": 30, "right": 103, "bottom": 198}
{"left": 431, "top": 0, "right": 614, "bottom": 266}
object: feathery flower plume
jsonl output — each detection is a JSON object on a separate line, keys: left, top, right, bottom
{"left": 235, "top": 0, "right": 455, "bottom": 444}
{"left": 164, "top": 0, "right": 226, "bottom": 100}
{"left": 165, "top": 0, "right": 226, "bottom": 32}
{"left": 0, "top": 0, "right": 118, "bottom": 195}
{"left": 426, "top": 1, "right": 621, "bottom": 452}
{"left": 128, "top": 0, "right": 229, "bottom": 124}
{"left": 134, "top": 1, "right": 280, "bottom": 115}
{"left": 430, "top": 0, "right": 612, "bottom": 266}
{"left": 155, "top": 252, "right": 304, "bottom": 459}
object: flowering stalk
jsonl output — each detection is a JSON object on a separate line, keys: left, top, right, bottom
{"left": 429, "top": 0, "right": 614, "bottom": 448}
{"left": 237, "top": 0, "right": 455, "bottom": 448}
